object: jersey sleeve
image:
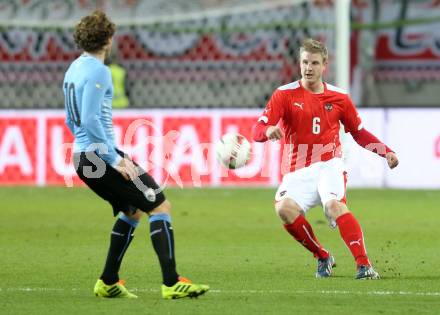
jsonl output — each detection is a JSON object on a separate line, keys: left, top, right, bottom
{"left": 257, "top": 88, "right": 286, "bottom": 126}
{"left": 81, "top": 66, "right": 121, "bottom": 167}
{"left": 351, "top": 128, "right": 393, "bottom": 157}
{"left": 341, "top": 95, "right": 363, "bottom": 134}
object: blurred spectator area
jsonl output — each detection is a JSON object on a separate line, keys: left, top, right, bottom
{"left": 0, "top": 0, "right": 439, "bottom": 108}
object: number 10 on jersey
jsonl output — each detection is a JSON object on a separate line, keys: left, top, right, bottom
{"left": 64, "top": 82, "right": 81, "bottom": 127}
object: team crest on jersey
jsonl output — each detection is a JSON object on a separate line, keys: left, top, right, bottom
{"left": 324, "top": 103, "right": 333, "bottom": 111}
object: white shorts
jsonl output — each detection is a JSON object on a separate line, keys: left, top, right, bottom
{"left": 275, "top": 158, "right": 347, "bottom": 227}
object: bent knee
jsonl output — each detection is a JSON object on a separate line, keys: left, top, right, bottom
{"left": 325, "top": 199, "right": 348, "bottom": 219}
{"left": 150, "top": 199, "right": 172, "bottom": 215}
{"left": 121, "top": 208, "right": 143, "bottom": 222}
{"left": 129, "top": 209, "right": 144, "bottom": 221}
{"left": 275, "top": 199, "right": 302, "bottom": 224}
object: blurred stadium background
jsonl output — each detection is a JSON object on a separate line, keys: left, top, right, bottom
{"left": 0, "top": 0, "right": 439, "bottom": 188}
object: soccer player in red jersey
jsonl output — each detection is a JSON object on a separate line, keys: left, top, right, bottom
{"left": 252, "top": 38, "right": 399, "bottom": 279}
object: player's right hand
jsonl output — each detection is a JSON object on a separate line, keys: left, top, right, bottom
{"left": 115, "top": 157, "right": 139, "bottom": 181}
{"left": 265, "top": 126, "right": 284, "bottom": 141}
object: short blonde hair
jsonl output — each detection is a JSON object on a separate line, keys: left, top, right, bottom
{"left": 299, "top": 38, "right": 328, "bottom": 63}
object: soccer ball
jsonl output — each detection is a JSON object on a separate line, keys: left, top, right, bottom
{"left": 215, "top": 133, "right": 251, "bottom": 169}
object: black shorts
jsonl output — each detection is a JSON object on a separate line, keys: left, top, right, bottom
{"left": 73, "top": 150, "right": 166, "bottom": 216}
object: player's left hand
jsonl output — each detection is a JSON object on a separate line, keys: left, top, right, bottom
{"left": 386, "top": 152, "right": 399, "bottom": 169}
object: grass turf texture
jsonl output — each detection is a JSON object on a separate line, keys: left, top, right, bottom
{"left": 0, "top": 187, "right": 439, "bottom": 314}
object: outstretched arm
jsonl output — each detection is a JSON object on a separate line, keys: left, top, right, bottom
{"left": 351, "top": 128, "right": 399, "bottom": 169}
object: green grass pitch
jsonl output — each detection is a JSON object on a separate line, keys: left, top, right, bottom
{"left": 0, "top": 187, "right": 439, "bottom": 314}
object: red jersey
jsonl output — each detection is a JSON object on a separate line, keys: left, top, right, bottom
{"left": 256, "top": 80, "right": 362, "bottom": 172}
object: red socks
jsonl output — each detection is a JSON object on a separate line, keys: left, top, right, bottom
{"left": 284, "top": 212, "right": 371, "bottom": 267}
{"left": 284, "top": 215, "right": 329, "bottom": 259}
{"left": 336, "top": 212, "right": 370, "bottom": 267}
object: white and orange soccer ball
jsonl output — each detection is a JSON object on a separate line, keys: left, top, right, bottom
{"left": 215, "top": 133, "right": 251, "bottom": 169}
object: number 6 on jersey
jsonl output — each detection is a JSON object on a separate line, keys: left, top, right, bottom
{"left": 312, "top": 117, "right": 320, "bottom": 134}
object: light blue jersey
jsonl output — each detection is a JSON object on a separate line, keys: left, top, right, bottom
{"left": 63, "top": 54, "right": 121, "bottom": 167}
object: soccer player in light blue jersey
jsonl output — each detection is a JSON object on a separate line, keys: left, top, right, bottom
{"left": 63, "top": 10, "right": 208, "bottom": 299}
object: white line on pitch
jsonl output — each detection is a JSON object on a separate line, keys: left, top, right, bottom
{"left": 1, "top": 288, "right": 439, "bottom": 297}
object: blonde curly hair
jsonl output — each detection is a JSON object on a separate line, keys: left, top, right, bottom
{"left": 73, "top": 10, "right": 115, "bottom": 53}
